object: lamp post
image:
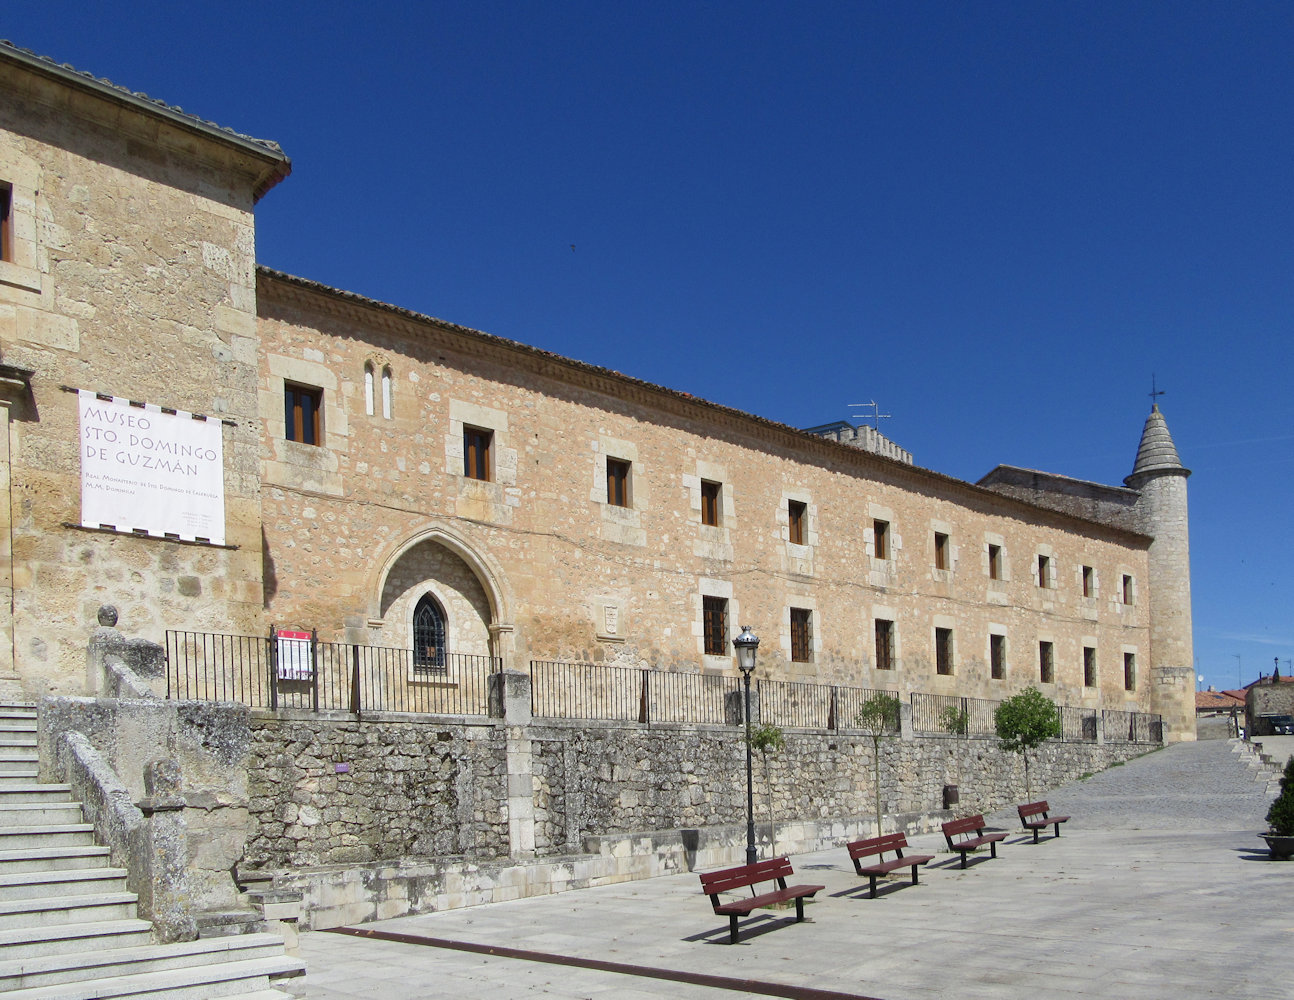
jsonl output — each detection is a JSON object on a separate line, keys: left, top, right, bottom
{"left": 733, "top": 625, "right": 760, "bottom": 866}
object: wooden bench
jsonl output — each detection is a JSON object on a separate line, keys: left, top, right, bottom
{"left": 1017, "top": 800, "right": 1071, "bottom": 843}
{"left": 941, "top": 814, "right": 1008, "bottom": 868}
{"left": 847, "top": 833, "right": 934, "bottom": 898}
{"left": 699, "top": 857, "right": 824, "bottom": 944}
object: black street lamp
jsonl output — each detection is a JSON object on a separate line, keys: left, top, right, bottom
{"left": 733, "top": 625, "right": 760, "bottom": 866}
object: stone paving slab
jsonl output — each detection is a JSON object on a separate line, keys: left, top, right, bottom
{"left": 284, "top": 740, "right": 1294, "bottom": 999}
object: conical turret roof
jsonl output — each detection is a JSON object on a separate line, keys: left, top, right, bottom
{"left": 1125, "top": 405, "right": 1189, "bottom": 484}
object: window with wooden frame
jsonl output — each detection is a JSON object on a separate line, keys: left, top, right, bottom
{"left": 701, "top": 480, "right": 721, "bottom": 527}
{"left": 284, "top": 382, "right": 322, "bottom": 445}
{"left": 990, "top": 633, "right": 1006, "bottom": 679}
{"left": 934, "top": 532, "right": 950, "bottom": 571}
{"left": 0, "top": 182, "right": 11, "bottom": 263}
{"left": 790, "top": 608, "right": 812, "bottom": 663}
{"left": 463, "top": 425, "right": 493, "bottom": 481}
{"left": 873, "top": 519, "right": 890, "bottom": 560}
{"left": 787, "top": 500, "right": 806, "bottom": 545}
{"left": 1124, "top": 652, "right": 1136, "bottom": 691}
{"left": 606, "top": 457, "right": 631, "bottom": 507}
{"left": 874, "top": 619, "right": 895, "bottom": 671}
{"left": 988, "top": 544, "right": 1002, "bottom": 581}
{"left": 1039, "top": 640, "right": 1055, "bottom": 683}
{"left": 1084, "top": 646, "right": 1097, "bottom": 687}
{"left": 935, "top": 627, "right": 953, "bottom": 675}
{"left": 1121, "top": 574, "right": 1134, "bottom": 605}
{"left": 1037, "top": 554, "right": 1051, "bottom": 588}
{"left": 702, "top": 596, "right": 728, "bottom": 656}
{"left": 1082, "top": 565, "right": 1094, "bottom": 597}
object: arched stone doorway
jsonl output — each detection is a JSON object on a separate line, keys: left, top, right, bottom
{"left": 375, "top": 534, "right": 502, "bottom": 662}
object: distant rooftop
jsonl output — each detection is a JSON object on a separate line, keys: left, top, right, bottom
{"left": 802, "top": 420, "right": 913, "bottom": 465}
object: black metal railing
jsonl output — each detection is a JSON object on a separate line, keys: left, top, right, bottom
{"left": 165, "top": 630, "right": 498, "bottom": 717}
{"left": 910, "top": 692, "right": 1000, "bottom": 737}
{"left": 1103, "top": 708, "right": 1163, "bottom": 744}
{"left": 164, "top": 631, "right": 1164, "bottom": 743}
{"left": 1060, "top": 706, "right": 1099, "bottom": 743}
{"left": 529, "top": 661, "right": 898, "bottom": 731}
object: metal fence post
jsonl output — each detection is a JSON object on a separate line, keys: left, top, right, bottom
{"left": 638, "top": 670, "right": 649, "bottom": 725}
{"left": 310, "top": 628, "right": 319, "bottom": 713}
{"left": 268, "top": 625, "right": 278, "bottom": 712}
{"left": 350, "top": 644, "right": 361, "bottom": 716}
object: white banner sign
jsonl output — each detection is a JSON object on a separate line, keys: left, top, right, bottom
{"left": 79, "top": 391, "right": 226, "bottom": 545}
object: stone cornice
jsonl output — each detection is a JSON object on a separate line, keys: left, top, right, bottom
{"left": 0, "top": 41, "right": 291, "bottom": 201}
{"left": 257, "top": 267, "right": 1151, "bottom": 548}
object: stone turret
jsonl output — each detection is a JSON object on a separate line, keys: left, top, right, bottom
{"left": 1124, "top": 405, "right": 1195, "bottom": 741}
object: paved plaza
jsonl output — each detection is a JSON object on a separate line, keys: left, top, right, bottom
{"left": 283, "top": 740, "right": 1292, "bottom": 999}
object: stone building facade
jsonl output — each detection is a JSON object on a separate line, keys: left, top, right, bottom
{"left": 0, "top": 41, "right": 1194, "bottom": 740}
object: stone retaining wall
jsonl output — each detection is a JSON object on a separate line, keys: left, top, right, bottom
{"left": 244, "top": 712, "right": 508, "bottom": 868}
{"left": 246, "top": 712, "right": 1150, "bottom": 873}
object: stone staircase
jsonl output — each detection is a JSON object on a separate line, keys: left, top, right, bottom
{"left": 0, "top": 704, "right": 304, "bottom": 998}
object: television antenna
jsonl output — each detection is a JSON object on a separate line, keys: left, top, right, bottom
{"left": 848, "top": 400, "right": 891, "bottom": 431}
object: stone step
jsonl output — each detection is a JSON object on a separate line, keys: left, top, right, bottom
{"left": 0, "top": 783, "right": 73, "bottom": 804}
{"left": 0, "top": 735, "right": 37, "bottom": 748}
{"left": 0, "top": 824, "right": 96, "bottom": 850}
{"left": 0, "top": 866, "right": 129, "bottom": 901}
{"left": 0, "top": 768, "right": 41, "bottom": 782}
{"left": 0, "top": 718, "right": 37, "bottom": 733}
{"left": 0, "top": 919, "right": 154, "bottom": 959}
{"left": 0, "top": 801, "right": 82, "bottom": 826}
{"left": 0, "top": 844, "right": 111, "bottom": 873}
{"left": 0, "top": 955, "right": 305, "bottom": 999}
{"left": 0, "top": 892, "right": 138, "bottom": 930}
{"left": 0, "top": 932, "right": 296, "bottom": 991}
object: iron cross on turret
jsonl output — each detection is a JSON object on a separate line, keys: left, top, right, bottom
{"left": 1149, "top": 374, "right": 1166, "bottom": 408}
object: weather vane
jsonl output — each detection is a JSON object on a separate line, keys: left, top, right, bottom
{"left": 1149, "top": 374, "right": 1166, "bottom": 407}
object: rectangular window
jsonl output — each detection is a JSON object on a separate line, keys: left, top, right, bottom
{"left": 284, "top": 383, "right": 322, "bottom": 445}
{"left": 790, "top": 608, "right": 812, "bottom": 663}
{"left": 463, "top": 426, "right": 493, "bottom": 481}
{"left": 935, "top": 627, "right": 953, "bottom": 675}
{"left": 788, "top": 500, "right": 806, "bottom": 545}
{"left": 988, "top": 544, "right": 1002, "bottom": 581}
{"left": 873, "top": 519, "right": 890, "bottom": 560}
{"left": 1121, "top": 574, "right": 1134, "bottom": 605}
{"left": 701, "top": 480, "right": 721, "bottom": 527}
{"left": 702, "top": 596, "right": 728, "bottom": 656}
{"left": 606, "top": 458, "right": 631, "bottom": 507}
{"left": 990, "top": 634, "right": 1006, "bottom": 680}
{"left": 1082, "top": 565, "right": 1094, "bottom": 597}
{"left": 0, "top": 182, "right": 11, "bottom": 263}
{"left": 934, "top": 532, "right": 950, "bottom": 571}
{"left": 1124, "top": 652, "right": 1136, "bottom": 691}
{"left": 875, "top": 619, "right": 895, "bottom": 671}
{"left": 1039, "top": 641, "right": 1054, "bottom": 683}
{"left": 1037, "top": 554, "right": 1051, "bottom": 588}
{"left": 1084, "top": 646, "right": 1097, "bottom": 687}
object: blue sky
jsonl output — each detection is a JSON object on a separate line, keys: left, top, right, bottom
{"left": 8, "top": 2, "right": 1292, "bottom": 692}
